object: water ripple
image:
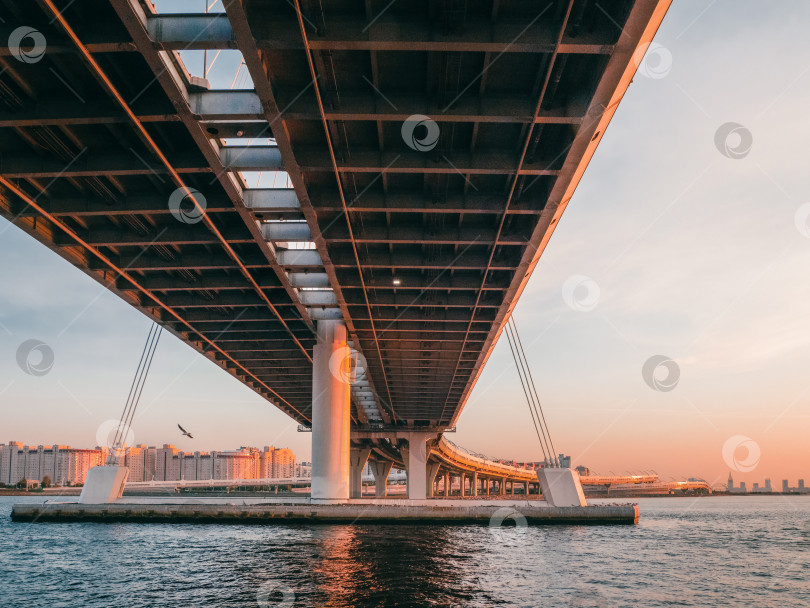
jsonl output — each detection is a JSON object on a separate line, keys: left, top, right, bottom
{"left": 1, "top": 496, "right": 808, "bottom": 607}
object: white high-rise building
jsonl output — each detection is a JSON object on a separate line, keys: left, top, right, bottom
{"left": 0, "top": 442, "right": 106, "bottom": 486}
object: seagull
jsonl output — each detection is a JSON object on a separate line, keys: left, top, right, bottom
{"left": 177, "top": 424, "right": 194, "bottom": 439}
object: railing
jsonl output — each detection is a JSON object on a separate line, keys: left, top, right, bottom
{"left": 126, "top": 477, "right": 312, "bottom": 488}
{"left": 435, "top": 437, "right": 538, "bottom": 481}
{"left": 580, "top": 474, "right": 659, "bottom": 485}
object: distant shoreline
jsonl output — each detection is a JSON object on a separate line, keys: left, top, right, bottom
{"left": 2, "top": 489, "right": 809, "bottom": 498}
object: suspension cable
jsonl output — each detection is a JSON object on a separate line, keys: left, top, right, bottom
{"left": 510, "top": 316, "right": 559, "bottom": 465}
{"left": 510, "top": 320, "right": 556, "bottom": 464}
{"left": 122, "top": 327, "right": 162, "bottom": 449}
{"left": 506, "top": 321, "right": 555, "bottom": 465}
{"left": 504, "top": 322, "right": 550, "bottom": 463}
{"left": 504, "top": 315, "right": 559, "bottom": 466}
{"left": 107, "top": 323, "right": 163, "bottom": 465}
{"left": 108, "top": 323, "right": 156, "bottom": 461}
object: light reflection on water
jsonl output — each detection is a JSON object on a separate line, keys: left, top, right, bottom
{"left": 1, "top": 496, "right": 808, "bottom": 607}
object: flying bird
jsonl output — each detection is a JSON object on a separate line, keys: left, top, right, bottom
{"left": 177, "top": 424, "right": 194, "bottom": 439}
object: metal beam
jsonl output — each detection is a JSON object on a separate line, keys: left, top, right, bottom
{"left": 108, "top": 0, "right": 316, "bottom": 349}
{"left": 261, "top": 221, "right": 311, "bottom": 242}
{"left": 244, "top": 189, "right": 300, "bottom": 213}
{"left": 0, "top": 93, "right": 585, "bottom": 127}
{"left": 91, "top": 251, "right": 269, "bottom": 272}
{"left": 296, "top": 149, "right": 561, "bottom": 175}
{"left": 0, "top": 152, "right": 209, "bottom": 178}
{"left": 125, "top": 15, "right": 618, "bottom": 54}
{"left": 275, "top": 249, "right": 323, "bottom": 267}
{"left": 287, "top": 272, "right": 330, "bottom": 288}
{"left": 309, "top": 190, "right": 544, "bottom": 215}
{"left": 0, "top": 100, "right": 175, "bottom": 127}
{"left": 220, "top": 146, "right": 283, "bottom": 170}
{"left": 22, "top": 194, "right": 234, "bottom": 217}
{"left": 189, "top": 91, "right": 264, "bottom": 118}
{"left": 115, "top": 272, "right": 281, "bottom": 292}
{"left": 57, "top": 225, "right": 254, "bottom": 248}
{"left": 322, "top": 225, "right": 526, "bottom": 245}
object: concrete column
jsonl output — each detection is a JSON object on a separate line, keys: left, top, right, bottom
{"left": 349, "top": 447, "right": 371, "bottom": 499}
{"left": 369, "top": 460, "right": 393, "bottom": 497}
{"left": 311, "top": 320, "right": 351, "bottom": 500}
{"left": 401, "top": 433, "right": 429, "bottom": 500}
{"left": 524, "top": 481, "right": 530, "bottom": 496}
{"left": 472, "top": 472, "right": 478, "bottom": 497}
{"left": 443, "top": 473, "right": 450, "bottom": 497}
{"left": 460, "top": 473, "right": 466, "bottom": 497}
{"left": 426, "top": 462, "right": 441, "bottom": 498}
{"left": 500, "top": 477, "right": 506, "bottom": 496}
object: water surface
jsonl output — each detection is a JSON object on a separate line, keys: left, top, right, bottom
{"left": 1, "top": 495, "right": 807, "bottom": 607}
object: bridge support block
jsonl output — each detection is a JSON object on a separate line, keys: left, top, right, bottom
{"left": 79, "top": 465, "right": 129, "bottom": 504}
{"left": 399, "top": 432, "right": 435, "bottom": 500}
{"left": 311, "top": 320, "right": 351, "bottom": 500}
{"left": 370, "top": 461, "right": 393, "bottom": 497}
{"left": 538, "top": 467, "right": 588, "bottom": 507}
{"left": 349, "top": 448, "right": 371, "bottom": 499}
{"left": 426, "top": 462, "right": 441, "bottom": 498}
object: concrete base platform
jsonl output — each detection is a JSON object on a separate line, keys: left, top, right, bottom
{"left": 11, "top": 502, "right": 638, "bottom": 525}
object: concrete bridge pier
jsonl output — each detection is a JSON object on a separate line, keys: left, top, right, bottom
{"left": 426, "top": 463, "right": 441, "bottom": 498}
{"left": 349, "top": 448, "right": 371, "bottom": 498}
{"left": 311, "top": 320, "right": 351, "bottom": 500}
{"left": 370, "top": 461, "right": 393, "bottom": 497}
{"left": 400, "top": 432, "right": 435, "bottom": 500}
{"left": 472, "top": 472, "right": 478, "bottom": 497}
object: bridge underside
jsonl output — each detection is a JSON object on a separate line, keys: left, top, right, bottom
{"left": 0, "top": 0, "right": 669, "bottom": 496}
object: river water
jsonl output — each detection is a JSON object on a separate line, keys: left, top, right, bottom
{"left": 1, "top": 495, "right": 807, "bottom": 607}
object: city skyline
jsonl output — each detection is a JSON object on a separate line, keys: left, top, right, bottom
{"left": 5, "top": 433, "right": 808, "bottom": 495}
{"left": 2, "top": 2, "right": 810, "bottom": 484}
{"left": 0, "top": 440, "right": 303, "bottom": 486}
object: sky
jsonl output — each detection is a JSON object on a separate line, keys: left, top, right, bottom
{"left": 2, "top": 1, "right": 810, "bottom": 487}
